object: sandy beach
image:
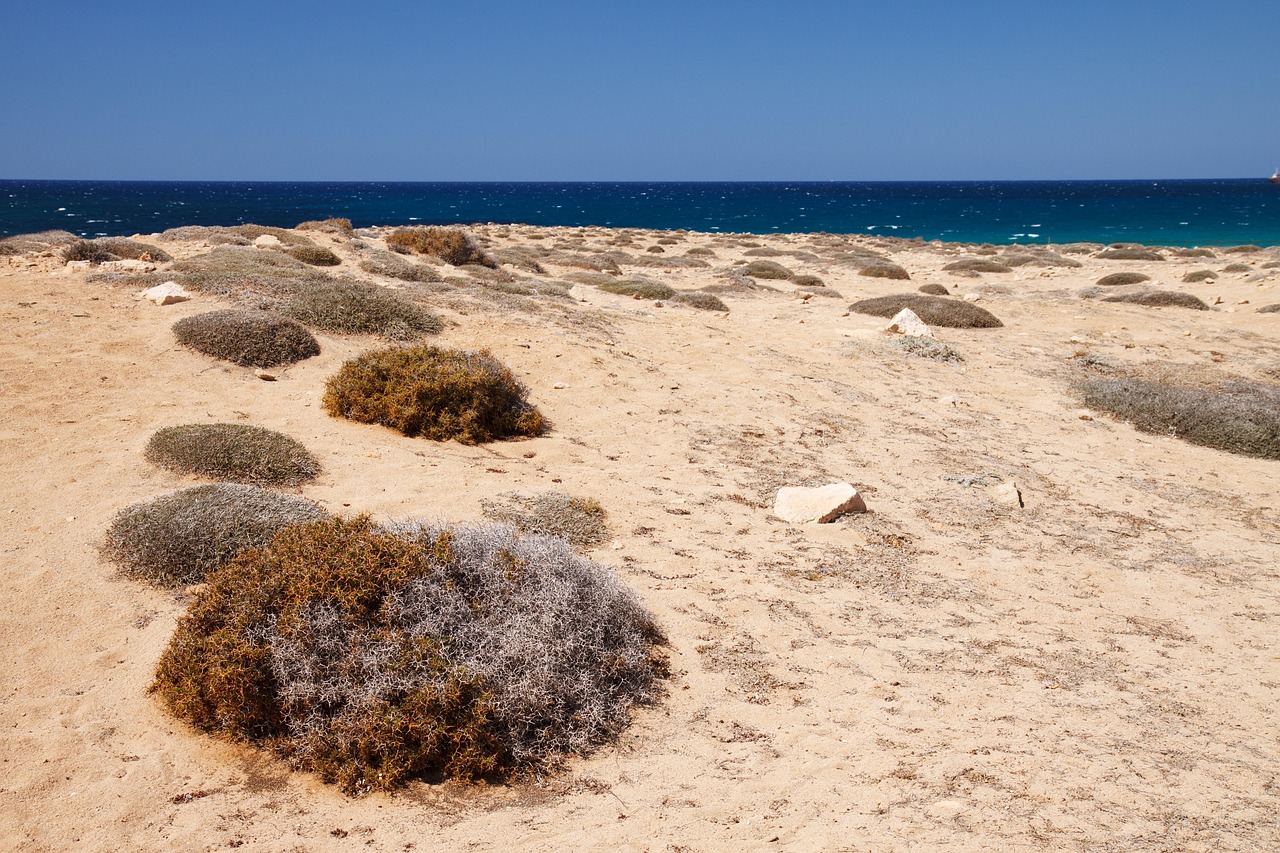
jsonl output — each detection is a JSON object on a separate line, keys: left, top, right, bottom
{"left": 2, "top": 224, "right": 1278, "bottom": 851}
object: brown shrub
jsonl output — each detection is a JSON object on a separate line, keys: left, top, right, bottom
{"left": 173, "top": 310, "right": 320, "bottom": 368}
{"left": 917, "top": 283, "right": 949, "bottom": 295}
{"left": 848, "top": 294, "right": 1003, "bottom": 328}
{"left": 943, "top": 259, "right": 1013, "bottom": 273}
{"left": 790, "top": 274, "right": 825, "bottom": 288}
{"left": 357, "top": 249, "right": 443, "bottom": 282}
{"left": 386, "top": 227, "right": 494, "bottom": 267}
{"left": 60, "top": 240, "right": 116, "bottom": 264}
{"left": 1172, "top": 247, "right": 1216, "bottom": 259}
{"left": 743, "top": 260, "right": 793, "bottom": 280}
{"left": 1101, "top": 290, "right": 1209, "bottom": 310}
{"left": 1221, "top": 263, "right": 1253, "bottom": 273}
{"left": 0, "top": 229, "right": 78, "bottom": 255}
{"left": 670, "top": 291, "right": 729, "bottom": 311}
{"left": 323, "top": 345, "right": 545, "bottom": 443}
{"left": 1221, "top": 244, "right": 1262, "bottom": 254}
{"left": 1182, "top": 269, "right": 1216, "bottom": 283}
{"left": 597, "top": 280, "right": 675, "bottom": 300}
{"left": 1256, "top": 303, "right": 1280, "bottom": 314}
{"left": 1096, "top": 272, "right": 1151, "bottom": 286}
{"left": 857, "top": 262, "right": 911, "bottom": 280}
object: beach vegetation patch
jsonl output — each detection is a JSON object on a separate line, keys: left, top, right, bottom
{"left": 481, "top": 492, "right": 610, "bottom": 548}
{"left": 145, "top": 423, "right": 321, "bottom": 486}
{"left": 893, "top": 336, "right": 962, "bottom": 363}
{"left": 323, "top": 345, "right": 545, "bottom": 443}
{"left": 386, "top": 227, "right": 494, "bottom": 267}
{"left": 670, "top": 291, "right": 729, "bottom": 311}
{"left": 1096, "top": 272, "right": 1151, "bottom": 286}
{"left": 596, "top": 279, "right": 676, "bottom": 300}
{"left": 297, "top": 217, "right": 354, "bottom": 235}
{"left": 1172, "top": 247, "right": 1217, "bottom": 258}
{"left": 790, "top": 274, "right": 825, "bottom": 289}
{"left": 173, "top": 309, "right": 320, "bottom": 368}
{"left": 848, "top": 294, "right": 1003, "bottom": 328}
{"left": 1221, "top": 245, "right": 1262, "bottom": 254}
{"left": 943, "top": 259, "right": 1013, "bottom": 273}
{"left": 284, "top": 245, "right": 342, "bottom": 266}
{"left": 285, "top": 281, "right": 443, "bottom": 339}
{"left": 1182, "top": 269, "right": 1217, "bottom": 283}
{"left": 1221, "top": 263, "right": 1253, "bottom": 273}
{"left": 357, "top": 249, "right": 443, "bottom": 283}
{"left": 60, "top": 240, "right": 117, "bottom": 264}
{"left": 917, "top": 283, "right": 950, "bottom": 295}
{"left": 857, "top": 262, "right": 911, "bottom": 280}
{"left": 0, "top": 229, "right": 79, "bottom": 255}
{"left": 1101, "top": 290, "right": 1209, "bottom": 310}
{"left": 1255, "top": 303, "right": 1280, "bottom": 314}
{"left": 1094, "top": 248, "right": 1164, "bottom": 261}
{"left": 743, "top": 260, "right": 793, "bottom": 280}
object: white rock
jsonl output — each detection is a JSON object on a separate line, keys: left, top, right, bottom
{"left": 774, "top": 483, "right": 867, "bottom": 524}
{"left": 65, "top": 261, "right": 92, "bottom": 273}
{"left": 253, "top": 234, "right": 282, "bottom": 248}
{"left": 990, "top": 481, "right": 1024, "bottom": 508}
{"left": 141, "top": 281, "right": 191, "bottom": 306}
{"left": 102, "top": 259, "right": 155, "bottom": 273}
{"left": 962, "top": 292, "right": 982, "bottom": 302}
{"left": 883, "top": 308, "right": 933, "bottom": 338}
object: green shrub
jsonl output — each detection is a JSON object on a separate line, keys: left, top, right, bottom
{"left": 743, "top": 260, "right": 793, "bottom": 280}
{"left": 1097, "top": 272, "right": 1151, "bottom": 286}
{"left": 1081, "top": 377, "right": 1280, "bottom": 458}
{"left": 173, "top": 310, "right": 320, "bottom": 368}
{"left": 597, "top": 279, "right": 676, "bottom": 300}
{"left": 386, "top": 227, "right": 493, "bottom": 267}
{"left": 481, "top": 491, "right": 609, "bottom": 548}
{"left": 151, "top": 516, "right": 665, "bottom": 794}
{"left": 857, "top": 262, "right": 911, "bottom": 280}
{"left": 1094, "top": 248, "right": 1164, "bottom": 261}
{"left": 1101, "top": 290, "right": 1209, "bottom": 310}
{"left": 917, "top": 283, "right": 949, "bottom": 295}
{"left": 670, "top": 291, "right": 729, "bottom": 311}
{"left": 1183, "top": 269, "right": 1216, "bottom": 283}
{"left": 1221, "top": 263, "right": 1253, "bottom": 273}
{"left": 145, "top": 424, "right": 321, "bottom": 486}
{"left": 893, "top": 335, "right": 962, "bottom": 362}
{"left": 284, "top": 245, "right": 341, "bottom": 266}
{"left": 296, "top": 217, "right": 354, "bottom": 235}
{"left": 323, "top": 345, "right": 545, "bottom": 443}
{"left": 1173, "top": 247, "right": 1216, "bottom": 259}
{"left": 285, "top": 281, "right": 443, "bottom": 339}
{"left": 943, "top": 259, "right": 1013, "bottom": 273}
{"left": 848, "top": 294, "right": 1003, "bottom": 328}
{"left": 103, "top": 484, "right": 327, "bottom": 587}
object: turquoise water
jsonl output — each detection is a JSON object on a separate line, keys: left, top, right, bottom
{"left": 2, "top": 179, "right": 1278, "bottom": 246}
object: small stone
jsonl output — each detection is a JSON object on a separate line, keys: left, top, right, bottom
{"left": 1212, "top": 295, "right": 1223, "bottom": 305}
{"left": 254, "top": 369, "right": 277, "bottom": 381}
{"left": 962, "top": 292, "right": 981, "bottom": 302}
{"left": 1077, "top": 410, "right": 1094, "bottom": 421}
{"left": 938, "top": 395, "right": 957, "bottom": 407}
{"left": 141, "top": 281, "right": 191, "bottom": 305}
{"left": 552, "top": 382, "right": 568, "bottom": 389}
{"left": 774, "top": 483, "right": 867, "bottom": 524}
{"left": 990, "top": 481, "right": 1024, "bottom": 508}
{"left": 883, "top": 308, "right": 933, "bottom": 338}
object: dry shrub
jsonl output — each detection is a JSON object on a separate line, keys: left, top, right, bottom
{"left": 562, "top": 271, "right": 617, "bottom": 288}
{"left": 60, "top": 240, "right": 116, "bottom": 264}
{"left": 1096, "top": 272, "right": 1151, "bottom": 286}
{"left": 1221, "top": 244, "right": 1262, "bottom": 254}
{"left": 1094, "top": 248, "right": 1164, "bottom": 261}
{"left": 997, "top": 249, "right": 1081, "bottom": 268}
{"left": 1182, "top": 269, "right": 1216, "bottom": 283}
{"left": 670, "top": 291, "right": 729, "bottom": 311}
{"left": 1256, "top": 303, "right": 1280, "bottom": 314}
{"left": 358, "top": 249, "right": 442, "bottom": 283}
{"left": 323, "top": 345, "right": 545, "bottom": 443}
{"left": 646, "top": 245, "right": 665, "bottom": 254}
{"left": 146, "top": 424, "right": 321, "bottom": 486}
{"left": 685, "top": 247, "right": 716, "bottom": 257}
{"left": 1081, "top": 377, "right": 1280, "bottom": 459}
{"left": 284, "top": 245, "right": 342, "bottom": 266}
{"left": 1221, "top": 263, "right": 1253, "bottom": 273}
{"left": 481, "top": 491, "right": 609, "bottom": 548}
{"left": 917, "top": 283, "right": 949, "bottom": 295}
{"left": 796, "top": 284, "right": 843, "bottom": 299}
{"left": 173, "top": 310, "right": 320, "bottom": 368}
{"left": 297, "top": 217, "right": 354, "bottom": 235}
{"left": 1173, "top": 247, "right": 1216, "bottom": 259}
{"left": 626, "top": 254, "right": 709, "bottom": 270}
{"left": 0, "top": 229, "right": 78, "bottom": 255}
{"left": 386, "top": 227, "right": 493, "bottom": 267}
{"left": 285, "top": 281, "right": 443, "bottom": 339}
{"left": 893, "top": 335, "right": 962, "bottom": 363}
{"left": 487, "top": 248, "right": 546, "bottom": 274}
{"left": 95, "top": 237, "right": 172, "bottom": 262}
{"left": 744, "top": 260, "right": 793, "bottom": 280}
{"left": 167, "top": 246, "right": 331, "bottom": 300}
{"left": 550, "top": 253, "right": 622, "bottom": 274}
{"left": 597, "top": 280, "right": 675, "bottom": 300}
{"left": 790, "top": 273, "right": 825, "bottom": 288}
{"left": 943, "top": 259, "right": 1013, "bottom": 273}
{"left": 1101, "top": 290, "right": 1209, "bottom": 310}
{"left": 151, "top": 516, "right": 665, "bottom": 793}
{"left": 156, "top": 225, "right": 250, "bottom": 246}
{"left": 103, "top": 484, "right": 327, "bottom": 587}
{"left": 858, "top": 262, "right": 911, "bottom": 280}
{"left": 232, "top": 224, "right": 315, "bottom": 247}
{"left": 848, "top": 294, "right": 1003, "bottom": 328}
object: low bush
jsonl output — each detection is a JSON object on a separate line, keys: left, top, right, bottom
{"left": 743, "top": 260, "right": 793, "bottom": 280}
{"left": 551, "top": 253, "right": 622, "bottom": 274}
{"left": 893, "top": 335, "right": 962, "bottom": 362}
{"left": 790, "top": 274, "right": 825, "bottom": 288}
{"left": 857, "top": 262, "right": 911, "bottom": 280}
{"left": 167, "top": 246, "right": 331, "bottom": 300}
{"left": 1080, "top": 377, "right": 1280, "bottom": 458}
{"left": 285, "top": 281, "right": 443, "bottom": 339}
{"left": 0, "top": 229, "right": 78, "bottom": 255}
{"left": 1255, "top": 303, "right": 1280, "bottom": 314}
{"left": 323, "top": 345, "right": 545, "bottom": 443}
{"left": 156, "top": 225, "right": 251, "bottom": 246}
{"left": 284, "top": 245, "right": 342, "bottom": 266}
{"left": 1096, "top": 272, "right": 1151, "bottom": 286}
{"left": 997, "top": 249, "right": 1081, "bottom": 268}
{"left": 1094, "top": 248, "right": 1164, "bottom": 261}
{"left": 61, "top": 240, "right": 116, "bottom": 264}
{"left": 1221, "top": 263, "right": 1253, "bottom": 273}
{"left": 481, "top": 491, "right": 609, "bottom": 548}
{"left": 685, "top": 247, "right": 716, "bottom": 257}
{"left": 386, "top": 227, "right": 493, "bottom": 267}
{"left": 103, "top": 484, "right": 327, "bottom": 586}
{"left": 670, "top": 291, "right": 729, "bottom": 311}
{"left": 917, "top": 283, "right": 950, "bottom": 295}
{"left": 232, "top": 224, "right": 315, "bottom": 247}
{"left": 487, "top": 248, "right": 546, "bottom": 274}
{"left": 848, "top": 294, "right": 1003, "bottom": 328}
{"left": 797, "top": 284, "right": 843, "bottom": 298}
{"left": 646, "top": 245, "right": 665, "bottom": 254}
{"left": 297, "top": 217, "right": 354, "bottom": 235}
{"left": 943, "top": 259, "right": 1013, "bottom": 273}
{"left": 597, "top": 279, "right": 676, "bottom": 300}
{"left": 173, "top": 310, "right": 320, "bottom": 368}
{"left": 1101, "top": 290, "right": 1209, "bottom": 310}
{"left": 145, "top": 424, "right": 321, "bottom": 486}
{"left": 1221, "top": 244, "right": 1262, "bottom": 254}
{"left": 151, "top": 516, "right": 666, "bottom": 793}
{"left": 1183, "top": 269, "right": 1216, "bottom": 283}
{"left": 358, "top": 249, "right": 443, "bottom": 282}
{"left": 1172, "top": 247, "right": 1216, "bottom": 258}
{"left": 94, "top": 238, "right": 172, "bottom": 262}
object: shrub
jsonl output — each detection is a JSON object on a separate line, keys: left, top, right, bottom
{"left": 893, "top": 336, "right": 962, "bottom": 363}
{"left": 1094, "top": 248, "right": 1164, "bottom": 261}
{"left": 1221, "top": 263, "right": 1253, "bottom": 273}
{"left": 1173, "top": 247, "right": 1216, "bottom": 259}
{"left": 1221, "top": 244, "right": 1262, "bottom": 254}
{"left": 386, "top": 227, "right": 493, "bottom": 267}
{"left": 284, "top": 245, "right": 341, "bottom": 266}
{"left": 1096, "top": 272, "right": 1151, "bottom": 286}
{"left": 997, "top": 250, "right": 1081, "bottom": 268}
{"left": 670, "top": 291, "right": 729, "bottom": 311}
{"left": 481, "top": 491, "right": 610, "bottom": 548}
{"left": 167, "top": 246, "right": 331, "bottom": 300}
{"left": 551, "top": 253, "right": 622, "bottom": 274}
{"left": 943, "top": 259, "right": 1013, "bottom": 273}
{"left": 93, "top": 238, "right": 172, "bottom": 262}
{"left": 918, "top": 283, "right": 949, "bottom": 295}
{"left": 858, "top": 262, "right": 911, "bottom": 280}
{"left": 790, "top": 274, "right": 825, "bottom": 288}
{"left": 597, "top": 279, "right": 675, "bottom": 300}
{"left": 1257, "top": 303, "right": 1280, "bottom": 314}
{"left": 173, "top": 309, "right": 321, "bottom": 368}
{"left": 145, "top": 424, "right": 321, "bottom": 486}
{"left": 1080, "top": 377, "right": 1280, "bottom": 459}
{"left": 297, "top": 217, "right": 354, "bottom": 235}
{"left": 103, "top": 484, "right": 327, "bottom": 587}
{"left": 357, "top": 249, "right": 443, "bottom": 282}
{"left": 61, "top": 240, "right": 116, "bottom": 264}
{"left": 848, "top": 294, "right": 1003, "bottom": 328}
{"left": 0, "top": 229, "right": 78, "bottom": 255}
{"left": 487, "top": 248, "right": 546, "bottom": 274}
{"left": 1101, "top": 290, "right": 1209, "bottom": 310}
{"left": 232, "top": 224, "right": 315, "bottom": 247}
{"left": 323, "top": 345, "right": 545, "bottom": 443}
{"left": 645, "top": 245, "right": 665, "bottom": 254}
{"left": 151, "top": 516, "right": 666, "bottom": 793}
{"left": 685, "top": 247, "right": 716, "bottom": 257}
{"left": 1183, "top": 269, "right": 1216, "bottom": 283}
{"left": 743, "top": 260, "right": 793, "bottom": 280}
{"left": 285, "top": 281, "right": 443, "bottom": 339}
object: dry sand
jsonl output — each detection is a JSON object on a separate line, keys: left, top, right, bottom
{"left": 2, "top": 226, "right": 1278, "bottom": 851}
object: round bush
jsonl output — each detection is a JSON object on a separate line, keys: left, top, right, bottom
{"left": 482, "top": 491, "right": 610, "bottom": 548}
{"left": 145, "top": 423, "right": 321, "bottom": 486}
{"left": 743, "top": 260, "right": 793, "bottom": 280}
{"left": 151, "top": 516, "right": 666, "bottom": 794}
{"left": 323, "top": 345, "right": 546, "bottom": 443}
{"left": 1258, "top": 303, "right": 1280, "bottom": 314}
{"left": 942, "top": 259, "right": 1013, "bottom": 273}
{"left": 1101, "top": 290, "right": 1209, "bottom": 310}
{"left": 917, "top": 283, "right": 949, "bottom": 295}
{"left": 284, "top": 245, "right": 342, "bottom": 266}
{"left": 1221, "top": 263, "right": 1253, "bottom": 273}
{"left": 848, "top": 294, "right": 1003, "bottom": 328}
{"left": 596, "top": 280, "right": 676, "bottom": 300}
{"left": 103, "top": 484, "right": 328, "bottom": 587}
{"left": 1094, "top": 248, "right": 1164, "bottom": 261}
{"left": 385, "top": 226, "right": 493, "bottom": 267}
{"left": 1182, "top": 269, "right": 1216, "bottom": 283}
{"left": 857, "top": 262, "right": 911, "bottom": 280}
{"left": 1096, "top": 272, "right": 1151, "bottom": 287}
{"left": 285, "top": 281, "right": 443, "bottom": 339}
{"left": 670, "top": 291, "right": 729, "bottom": 311}
{"left": 173, "top": 310, "right": 321, "bottom": 368}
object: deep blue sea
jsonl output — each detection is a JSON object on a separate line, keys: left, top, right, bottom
{"left": 2, "top": 179, "right": 1278, "bottom": 246}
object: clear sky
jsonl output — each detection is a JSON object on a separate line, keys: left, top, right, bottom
{"left": 5, "top": 0, "right": 1279, "bottom": 181}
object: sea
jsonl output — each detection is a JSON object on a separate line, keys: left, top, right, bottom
{"left": 2, "top": 179, "right": 1278, "bottom": 247}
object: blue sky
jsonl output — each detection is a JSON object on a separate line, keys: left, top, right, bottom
{"left": 5, "top": 0, "right": 1279, "bottom": 180}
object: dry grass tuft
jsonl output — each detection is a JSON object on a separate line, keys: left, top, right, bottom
{"left": 848, "top": 294, "right": 1003, "bottom": 328}
{"left": 893, "top": 336, "right": 962, "bottom": 362}
{"left": 323, "top": 345, "right": 545, "bottom": 443}
{"left": 145, "top": 424, "right": 321, "bottom": 486}
{"left": 60, "top": 240, "right": 116, "bottom": 264}
{"left": 1172, "top": 247, "right": 1217, "bottom": 259}
{"left": 61, "top": 237, "right": 173, "bottom": 264}
{"left": 386, "top": 227, "right": 494, "bottom": 267}
{"left": 173, "top": 310, "right": 320, "bottom": 368}
{"left": 1221, "top": 244, "right": 1262, "bottom": 254}
{"left": 1096, "top": 272, "right": 1151, "bottom": 286}
{"left": 357, "top": 249, "right": 443, "bottom": 282}
{"left": 1221, "top": 263, "right": 1253, "bottom": 273}
{"left": 1101, "top": 290, "right": 1209, "bottom": 310}
{"left": 103, "top": 484, "right": 328, "bottom": 587}
{"left": 151, "top": 516, "right": 665, "bottom": 793}
{"left": 481, "top": 492, "right": 610, "bottom": 548}
{"left": 285, "top": 281, "right": 443, "bottom": 339}
{"left": 1255, "top": 303, "right": 1280, "bottom": 314}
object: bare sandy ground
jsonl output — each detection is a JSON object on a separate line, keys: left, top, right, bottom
{"left": 2, "top": 225, "right": 1278, "bottom": 851}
